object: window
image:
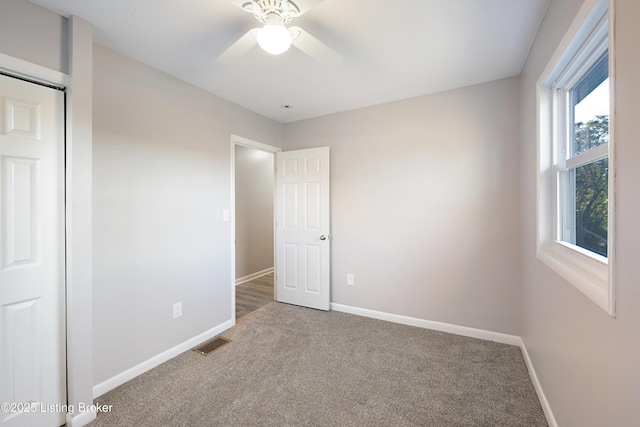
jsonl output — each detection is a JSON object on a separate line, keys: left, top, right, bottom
{"left": 559, "top": 51, "right": 609, "bottom": 258}
{"left": 537, "top": 0, "right": 614, "bottom": 315}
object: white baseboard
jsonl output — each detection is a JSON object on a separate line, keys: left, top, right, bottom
{"left": 235, "top": 267, "right": 274, "bottom": 286}
{"left": 519, "top": 338, "right": 558, "bottom": 427}
{"left": 65, "top": 409, "right": 96, "bottom": 427}
{"left": 330, "top": 303, "right": 521, "bottom": 346}
{"left": 93, "top": 318, "right": 235, "bottom": 398}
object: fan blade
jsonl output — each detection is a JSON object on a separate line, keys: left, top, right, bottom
{"left": 290, "top": 26, "right": 342, "bottom": 65}
{"left": 215, "top": 28, "right": 259, "bottom": 63}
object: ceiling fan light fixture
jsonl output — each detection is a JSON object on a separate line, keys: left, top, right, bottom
{"left": 257, "top": 24, "right": 292, "bottom": 55}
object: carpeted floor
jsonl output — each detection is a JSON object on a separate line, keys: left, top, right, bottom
{"left": 88, "top": 303, "right": 547, "bottom": 426}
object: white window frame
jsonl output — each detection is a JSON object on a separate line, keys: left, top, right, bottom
{"left": 537, "top": 0, "right": 615, "bottom": 316}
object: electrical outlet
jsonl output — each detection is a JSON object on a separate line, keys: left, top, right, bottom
{"left": 173, "top": 302, "right": 183, "bottom": 319}
{"left": 347, "top": 274, "right": 355, "bottom": 285}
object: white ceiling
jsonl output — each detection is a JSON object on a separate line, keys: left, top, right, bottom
{"left": 29, "top": 0, "right": 549, "bottom": 123}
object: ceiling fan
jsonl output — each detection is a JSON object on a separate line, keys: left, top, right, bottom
{"left": 216, "top": 0, "right": 342, "bottom": 64}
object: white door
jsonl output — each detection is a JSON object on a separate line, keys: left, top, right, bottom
{"left": 275, "top": 147, "right": 330, "bottom": 310}
{"left": 0, "top": 74, "right": 65, "bottom": 427}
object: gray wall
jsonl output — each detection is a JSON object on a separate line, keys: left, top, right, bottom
{"left": 92, "top": 44, "right": 282, "bottom": 384}
{"left": 235, "top": 145, "right": 274, "bottom": 279}
{"left": 283, "top": 77, "right": 522, "bottom": 335}
{"left": 0, "top": 0, "right": 68, "bottom": 73}
{"left": 519, "top": 0, "right": 640, "bottom": 425}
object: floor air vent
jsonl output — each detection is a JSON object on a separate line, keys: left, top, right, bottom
{"left": 193, "top": 337, "right": 231, "bottom": 356}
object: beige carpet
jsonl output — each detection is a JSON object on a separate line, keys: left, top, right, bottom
{"left": 88, "top": 302, "right": 547, "bottom": 426}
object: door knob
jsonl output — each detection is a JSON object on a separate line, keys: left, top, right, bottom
{"left": 320, "top": 235, "right": 327, "bottom": 241}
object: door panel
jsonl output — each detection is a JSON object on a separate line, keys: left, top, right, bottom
{"left": 0, "top": 74, "right": 65, "bottom": 427}
{"left": 275, "top": 147, "right": 330, "bottom": 310}
{"left": 1, "top": 156, "right": 41, "bottom": 269}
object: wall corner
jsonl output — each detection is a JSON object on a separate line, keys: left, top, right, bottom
{"left": 65, "top": 15, "right": 95, "bottom": 426}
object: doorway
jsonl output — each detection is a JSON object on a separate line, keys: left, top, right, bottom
{"left": 231, "top": 136, "right": 281, "bottom": 320}
{"left": 230, "top": 137, "right": 332, "bottom": 319}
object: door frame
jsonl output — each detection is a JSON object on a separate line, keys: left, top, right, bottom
{"left": 0, "top": 17, "right": 95, "bottom": 427}
{"left": 230, "top": 135, "right": 281, "bottom": 321}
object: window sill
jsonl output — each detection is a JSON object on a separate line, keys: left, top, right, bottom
{"left": 537, "top": 242, "right": 613, "bottom": 316}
